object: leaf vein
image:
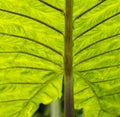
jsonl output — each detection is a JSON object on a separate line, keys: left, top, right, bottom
{"left": 0, "top": 66, "right": 55, "bottom": 72}
{"left": 38, "top": 0, "right": 64, "bottom": 14}
{"left": 74, "top": 33, "right": 120, "bottom": 56}
{"left": 0, "top": 32, "right": 63, "bottom": 57}
{"left": 74, "top": 12, "right": 120, "bottom": 41}
{"left": 74, "top": 0, "right": 106, "bottom": 21}
{"left": 0, "top": 51, "right": 62, "bottom": 67}
{"left": 0, "top": 8, "right": 63, "bottom": 35}
{"left": 91, "top": 77, "right": 120, "bottom": 84}
{"left": 0, "top": 99, "right": 28, "bottom": 103}
{"left": 74, "top": 47, "right": 120, "bottom": 66}
{"left": 77, "top": 64, "right": 120, "bottom": 73}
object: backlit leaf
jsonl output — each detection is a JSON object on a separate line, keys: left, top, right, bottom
{"left": 0, "top": 0, "right": 120, "bottom": 117}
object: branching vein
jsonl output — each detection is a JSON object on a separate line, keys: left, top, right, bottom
{"left": 91, "top": 77, "right": 120, "bottom": 84}
{"left": 74, "top": 12, "right": 120, "bottom": 41}
{"left": 77, "top": 64, "right": 120, "bottom": 73}
{"left": 0, "top": 8, "right": 63, "bottom": 35}
{"left": 0, "top": 32, "right": 63, "bottom": 57}
{"left": 38, "top": 0, "right": 64, "bottom": 14}
{"left": 74, "top": 47, "right": 120, "bottom": 66}
{"left": 74, "top": 33, "right": 120, "bottom": 56}
{"left": 0, "top": 99, "right": 28, "bottom": 103}
{"left": 74, "top": 0, "right": 106, "bottom": 21}
{"left": 0, "top": 51, "right": 62, "bottom": 67}
{"left": 0, "top": 66, "right": 54, "bottom": 72}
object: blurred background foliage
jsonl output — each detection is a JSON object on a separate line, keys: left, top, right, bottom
{"left": 32, "top": 99, "right": 83, "bottom": 117}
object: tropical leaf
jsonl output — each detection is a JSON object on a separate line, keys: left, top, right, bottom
{"left": 0, "top": 0, "right": 120, "bottom": 117}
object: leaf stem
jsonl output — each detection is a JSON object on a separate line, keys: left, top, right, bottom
{"left": 64, "top": 0, "right": 74, "bottom": 117}
{"left": 50, "top": 99, "right": 61, "bottom": 117}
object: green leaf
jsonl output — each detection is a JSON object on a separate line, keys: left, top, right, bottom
{"left": 0, "top": 0, "right": 120, "bottom": 117}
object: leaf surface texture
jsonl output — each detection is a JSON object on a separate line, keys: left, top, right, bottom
{"left": 0, "top": 0, "right": 120, "bottom": 117}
